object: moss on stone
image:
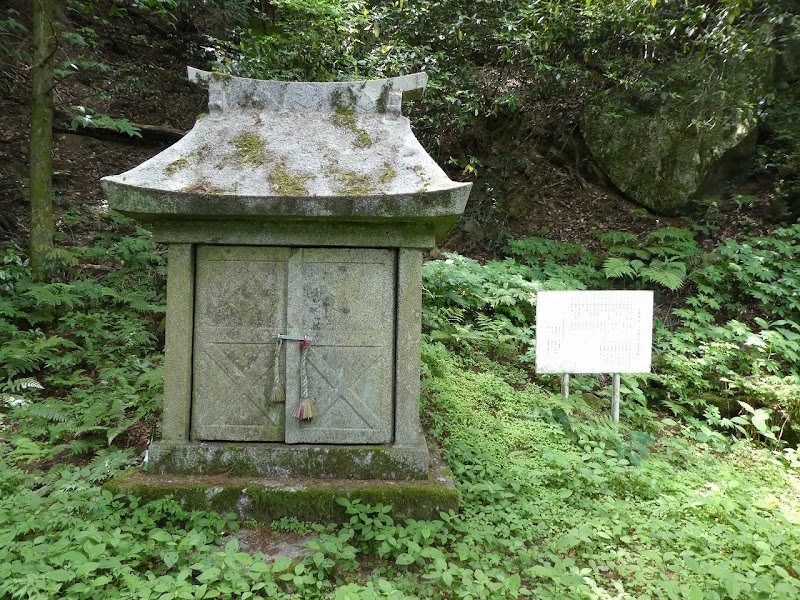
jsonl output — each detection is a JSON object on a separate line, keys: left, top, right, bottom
{"left": 165, "top": 158, "right": 189, "bottom": 175}
{"left": 206, "top": 486, "right": 245, "bottom": 513}
{"left": 330, "top": 110, "right": 373, "bottom": 148}
{"left": 268, "top": 163, "right": 314, "bottom": 196}
{"left": 378, "top": 165, "right": 397, "bottom": 185}
{"left": 164, "top": 143, "right": 214, "bottom": 176}
{"left": 147, "top": 441, "right": 432, "bottom": 480}
{"left": 104, "top": 472, "right": 459, "bottom": 524}
{"left": 376, "top": 85, "right": 390, "bottom": 113}
{"left": 330, "top": 88, "right": 357, "bottom": 112}
{"left": 324, "top": 163, "right": 375, "bottom": 196}
{"left": 232, "top": 134, "right": 267, "bottom": 166}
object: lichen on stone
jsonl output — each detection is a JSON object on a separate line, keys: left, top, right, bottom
{"left": 269, "top": 162, "right": 314, "bottom": 196}
{"left": 164, "top": 158, "right": 189, "bottom": 175}
{"left": 193, "top": 144, "right": 211, "bottom": 160}
{"left": 183, "top": 181, "right": 225, "bottom": 194}
{"left": 409, "top": 164, "right": 430, "bottom": 192}
{"left": 232, "top": 133, "right": 267, "bottom": 166}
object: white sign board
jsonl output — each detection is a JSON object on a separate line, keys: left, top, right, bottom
{"left": 536, "top": 291, "right": 653, "bottom": 374}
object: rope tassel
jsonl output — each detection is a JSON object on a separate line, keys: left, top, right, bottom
{"left": 269, "top": 338, "right": 285, "bottom": 404}
{"left": 292, "top": 397, "right": 318, "bottom": 420}
{"left": 292, "top": 338, "right": 317, "bottom": 420}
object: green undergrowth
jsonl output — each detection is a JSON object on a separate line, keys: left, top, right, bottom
{"left": 415, "top": 352, "right": 800, "bottom": 598}
{"left": 422, "top": 224, "right": 800, "bottom": 446}
{"left": 4, "top": 350, "right": 800, "bottom": 599}
{"left": 0, "top": 211, "right": 165, "bottom": 462}
{"left": 3, "top": 219, "right": 800, "bottom": 598}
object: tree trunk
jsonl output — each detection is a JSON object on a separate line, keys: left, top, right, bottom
{"left": 30, "top": 0, "right": 56, "bottom": 280}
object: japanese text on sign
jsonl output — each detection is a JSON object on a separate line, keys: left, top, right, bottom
{"left": 535, "top": 291, "right": 653, "bottom": 374}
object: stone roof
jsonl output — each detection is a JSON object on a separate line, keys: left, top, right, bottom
{"left": 102, "top": 69, "right": 470, "bottom": 238}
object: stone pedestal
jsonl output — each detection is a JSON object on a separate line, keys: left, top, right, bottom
{"left": 102, "top": 70, "right": 469, "bottom": 519}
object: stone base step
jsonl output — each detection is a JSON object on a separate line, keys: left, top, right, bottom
{"left": 104, "top": 463, "right": 458, "bottom": 523}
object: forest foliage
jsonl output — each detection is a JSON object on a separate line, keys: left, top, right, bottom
{"left": 208, "top": 0, "right": 794, "bottom": 156}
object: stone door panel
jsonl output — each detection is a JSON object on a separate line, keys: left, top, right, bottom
{"left": 285, "top": 248, "right": 396, "bottom": 444}
{"left": 191, "top": 246, "right": 288, "bottom": 441}
{"left": 192, "top": 245, "right": 396, "bottom": 445}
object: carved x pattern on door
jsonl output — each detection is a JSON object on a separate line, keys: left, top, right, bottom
{"left": 200, "top": 342, "right": 279, "bottom": 428}
{"left": 303, "top": 346, "right": 383, "bottom": 429}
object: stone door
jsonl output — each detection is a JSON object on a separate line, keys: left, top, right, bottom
{"left": 192, "top": 246, "right": 289, "bottom": 441}
{"left": 191, "top": 246, "right": 395, "bottom": 444}
{"left": 284, "top": 248, "right": 395, "bottom": 444}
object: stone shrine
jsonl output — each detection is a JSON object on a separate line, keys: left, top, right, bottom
{"left": 102, "top": 69, "right": 470, "bottom": 520}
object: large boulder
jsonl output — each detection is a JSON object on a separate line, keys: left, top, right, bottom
{"left": 581, "top": 53, "right": 774, "bottom": 216}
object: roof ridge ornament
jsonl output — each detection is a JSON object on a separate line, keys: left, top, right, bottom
{"left": 187, "top": 67, "right": 428, "bottom": 115}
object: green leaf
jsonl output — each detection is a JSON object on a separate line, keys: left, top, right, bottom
{"left": 686, "top": 585, "right": 704, "bottom": 600}
{"left": 45, "top": 569, "right": 74, "bottom": 582}
{"left": 91, "top": 576, "right": 111, "bottom": 588}
{"left": 196, "top": 567, "right": 221, "bottom": 583}
{"left": 395, "top": 553, "right": 415, "bottom": 565}
{"left": 162, "top": 551, "right": 179, "bottom": 568}
{"left": 752, "top": 411, "right": 769, "bottom": 433}
{"left": 149, "top": 529, "right": 173, "bottom": 543}
{"left": 272, "top": 556, "right": 292, "bottom": 572}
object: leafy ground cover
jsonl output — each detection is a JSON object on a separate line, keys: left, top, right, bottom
{"left": 3, "top": 221, "right": 800, "bottom": 599}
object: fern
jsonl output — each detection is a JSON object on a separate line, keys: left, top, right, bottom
{"left": 20, "top": 402, "right": 71, "bottom": 424}
{"left": 645, "top": 227, "right": 695, "bottom": 242}
{"left": 44, "top": 246, "right": 80, "bottom": 270}
{"left": 598, "top": 227, "right": 698, "bottom": 290}
{"left": 1, "top": 376, "right": 43, "bottom": 393}
{"left": 609, "top": 245, "right": 650, "bottom": 259}
{"left": 603, "top": 257, "right": 637, "bottom": 279}
{"left": 596, "top": 231, "right": 638, "bottom": 246}
{"left": 641, "top": 261, "right": 687, "bottom": 290}
{"left": 6, "top": 437, "right": 53, "bottom": 464}
{"left": 0, "top": 298, "right": 27, "bottom": 320}
{"left": 64, "top": 438, "right": 99, "bottom": 456}
{"left": 643, "top": 245, "right": 686, "bottom": 258}
{"left": 85, "top": 448, "right": 134, "bottom": 480}
{"left": 21, "top": 282, "right": 85, "bottom": 310}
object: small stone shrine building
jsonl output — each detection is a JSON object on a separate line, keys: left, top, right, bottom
{"left": 102, "top": 69, "right": 470, "bottom": 520}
